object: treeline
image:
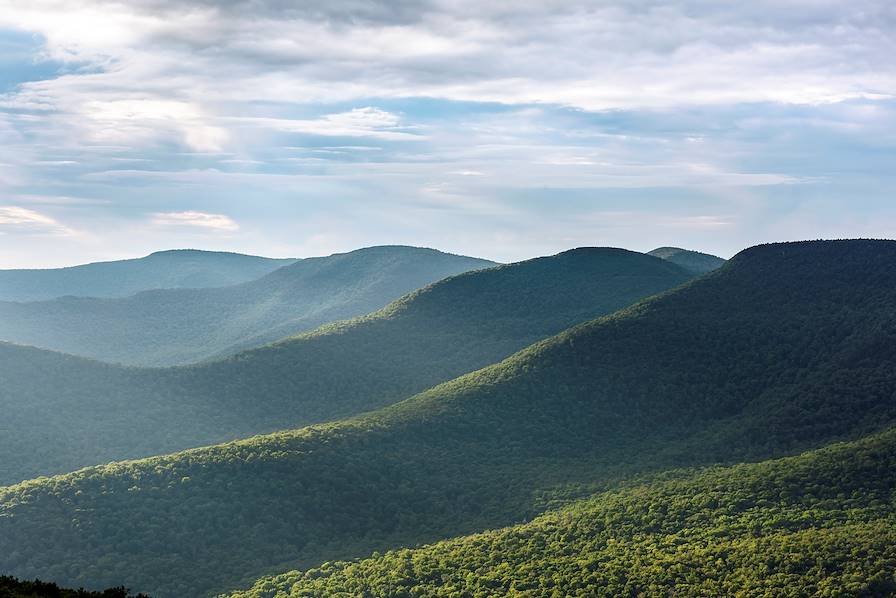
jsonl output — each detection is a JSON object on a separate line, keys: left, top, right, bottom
{"left": 0, "top": 576, "right": 149, "bottom": 598}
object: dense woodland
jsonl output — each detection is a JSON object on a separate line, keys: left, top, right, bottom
{"left": 0, "top": 247, "right": 691, "bottom": 484}
{"left": 0, "top": 577, "right": 148, "bottom": 598}
{"left": 1, "top": 240, "right": 893, "bottom": 597}
{"left": 233, "top": 427, "right": 896, "bottom": 597}
{"left": 0, "top": 246, "right": 494, "bottom": 366}
{"left": 0, "top": 250, "right": 295, "bottom": 302}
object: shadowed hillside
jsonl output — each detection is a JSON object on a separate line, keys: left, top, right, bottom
{"left": 0, "top": 247, "right": 690, "bottom": 484}
{"left": 0, "top": 246, "right": 494, "bottom": 366}
{"left": 2, "top": 240, "right": 895, "bottom": 597}
{"left": 0, "top": 249, "right": 296, "bottom": 302}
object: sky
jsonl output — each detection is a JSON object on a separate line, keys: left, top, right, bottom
{"left": 0, "top": 1, "right": 894, "bottom": 267}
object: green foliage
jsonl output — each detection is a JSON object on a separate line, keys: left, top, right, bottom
{"left": 0, "top": 576, "right": 148, "bottom": 598}
{"left": 1, "top": 240, "right": 895, "bottom": 597}
{"left": 0, "top": 246, "right": 494, "bottom": 366}
{"left": 231, "top": 428, "right": 896, "bottom": 597}
{"left": 0, "top": 247, "right": 688, "bottom": 484}
{"left": 648, "top": 246, "right": 726, "bottom": 274}
{"left": 0, "top": 249, "right": 295, "bottom": 302}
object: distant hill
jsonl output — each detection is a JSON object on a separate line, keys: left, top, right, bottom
{"left": 2, "top": 240, "right": 896, "bottom": 597}
{"left": 0, "top": 247, "right": 691, "bottom": 484}
{"left": 648, "top": 246, "right": 725, "bottom": 274}
{"left": 0, "top": 246, "right": 495, "bottom": 366}
{"left": 232, "top": 427, "right": 896, "bottom": 597}
{"left": 0, "top": 249, "right": 296, "bottom": 302}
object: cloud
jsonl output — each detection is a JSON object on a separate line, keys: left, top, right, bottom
{"left": 151, "top": 210, "right": 239, "bottom": 231}
{"left": 234, "top": 107, "right": 421, "bottom": 140}
{"left": 0, "top": 205, "right": 77, "bottom": 235}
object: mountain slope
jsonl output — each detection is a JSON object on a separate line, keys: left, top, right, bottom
{"left": 0, "top": 246, "right": 495, "bottom": 366}
{"left": 0, "top": 247, "right": 691, "bottom": 484}
{"left": 232, "top": 427, "right": 896, "bottom": 597}
{"left": 2, "top": 240, "right": 896, "bottom": 596}
{"left": 0, "top": 249, "right": 296, "bottom": 302}
{"left": 648, "top": 246, "right": 725, "bottom": 274}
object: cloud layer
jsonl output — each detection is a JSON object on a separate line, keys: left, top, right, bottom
{"left": 0, "top": 1, "right": 893, "bottom": 266}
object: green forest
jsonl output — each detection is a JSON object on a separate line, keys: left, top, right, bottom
{"left": 2, "top": 240, "right": 895, "bottom": 597}
{"left": 233, "top": 427, "right": 896, "bottom": 597}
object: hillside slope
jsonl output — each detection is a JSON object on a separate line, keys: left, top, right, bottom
{"left": 0, "top": 248, "right": 690, "bottom": 484}
{"left": 2, "top": 240, "right": 895, "bottom": 596}
{"left": 648, "top": 246, "right": 725, "bottom": 274}
{"left": 0, "top": 246, "right": 494, "bottom": 366}
{"left": 0, "top": 249, "right": 296, "bottom": 302}
{"left": 232, "top": 427, "right": 896, "bottom": 597}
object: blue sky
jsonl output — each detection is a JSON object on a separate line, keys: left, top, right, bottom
{"left": 0, "top": 1, "right": 894, "bottom": 267}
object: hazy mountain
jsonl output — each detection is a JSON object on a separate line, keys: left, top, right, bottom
{"left": 232, "top": 427, "right": 896, "bottom": 597}
{"left": 0, "top": 246, "right": 495, "bottom": 366}
{"left": 648, "top": 246, "right": 726, "bottom": 274}
{"left": 0, "top": 247, "right": 691, "bottom": 484}
{"left": 0, "top": 249, "right": 297, "bottom": 302}
{"left": 2, "top": 240, "right": 895, "bottom": 597}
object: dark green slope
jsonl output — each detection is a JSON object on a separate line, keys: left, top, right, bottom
{"left": 0, "top": 248, "right": 690, "bottom": 484}
{"left": 2, "top": 240, "right": 896, "bottom": 597}
{"left": 648, "top": 246, "right": 725, "bottom": 274}
{"left": 0, "top": 246, "right": 494, "bottom": 366}
{"left": 232, "top": 427, "right": 896, "bottom": 597}
{"left": 0, "top": 249, "right": 296, "bottom": 302}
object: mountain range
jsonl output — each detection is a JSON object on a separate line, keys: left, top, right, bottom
{"left": 1, "top": 240, "right": 891, "bottom": 597}
{"left": 0, "top": 246, "right": 495, "bottom": 366}
{"left": 0, "top": 246, "right": 692, "bottom": 485}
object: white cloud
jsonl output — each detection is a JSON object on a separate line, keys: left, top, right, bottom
{"left": 0, "top": 205, "right": 78, "bottom": 235}
{"left": 151, "top": 211, "right": 239, "bottom": 231}
{"left": 233, "top": 108, "right": 420, "bottom": 140}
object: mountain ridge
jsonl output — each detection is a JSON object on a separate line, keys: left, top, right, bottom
{"left": 0, "top": 246, "right": 495, "bottom": 366}
{"left": 0, "top": 246, "right": 691, "bottom": 484}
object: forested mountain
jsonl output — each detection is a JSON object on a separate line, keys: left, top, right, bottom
{"left": 2, "top": 240, "right": 895, "bottom": 597}
{"left": 0, "top": 246, "right": 494, "bottom": 366}
{"left": 0, "top": 249, "right": 296, "bottom": 302}
{"left": 648, "top": 246, "right": 725, "bottom": 274}
{"left": 0, "top": 248, "right": 690, "bottom": 484}
{"left": 232, "top": 427, "right": 896, "bottom": 597}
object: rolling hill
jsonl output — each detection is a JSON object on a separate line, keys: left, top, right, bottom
{"left": 648, "top": 246, "right": 726, "bottom": 274}
{"left": 0, "top": 246, "right": 495, "bottom": 366}
{"left": 231, "top": 426, "right": 896, "bottom": 597}
{"left": 0, "top": 247, "right": 691, "bottom": 484}
{"left": 1, "top": 240, "right": 895, "bottom": 597}
{"left": 0, "top": 249, "right": 296, "bottom": 302}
